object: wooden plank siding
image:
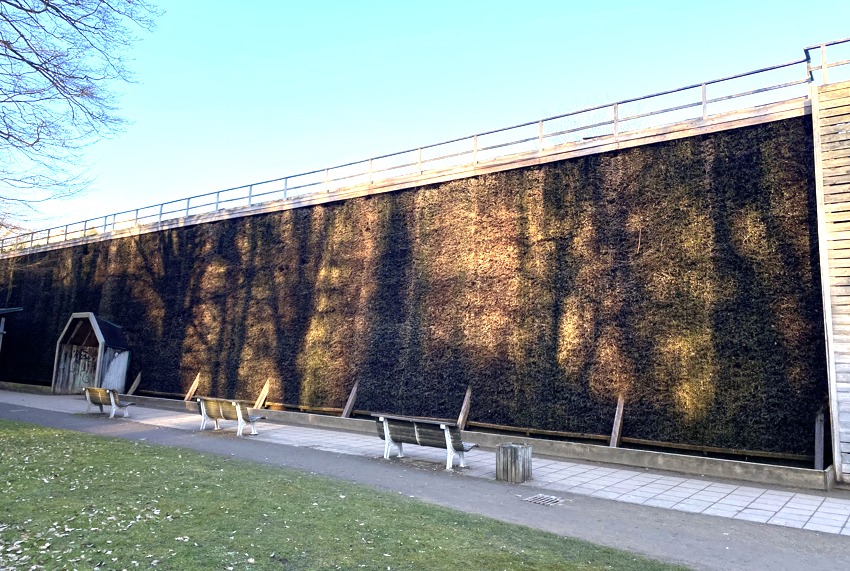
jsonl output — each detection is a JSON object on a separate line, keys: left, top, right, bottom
{"left": 813, "top": 79, "right": 850, "bottom": 482}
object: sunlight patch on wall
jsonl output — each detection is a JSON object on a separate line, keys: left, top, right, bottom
{"left": 665, "top": 331, "right": 717, "bottom": 422}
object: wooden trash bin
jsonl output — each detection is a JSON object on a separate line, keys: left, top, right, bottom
{"left": 496, "top": 443, "right": 532, "bottom": 483}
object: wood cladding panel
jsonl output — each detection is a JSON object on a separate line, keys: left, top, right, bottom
{"left": 816, "top": 80, "right": 850, "bottom": 481}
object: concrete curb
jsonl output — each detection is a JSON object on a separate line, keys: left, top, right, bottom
{"left": 465, "top": 431, "right": 834, "bottom": 491}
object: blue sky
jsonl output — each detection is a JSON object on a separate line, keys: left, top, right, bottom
{"left": 36, "top": 0, "right": 850, "bottom": 227}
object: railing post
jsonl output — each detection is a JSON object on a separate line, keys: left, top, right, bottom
{"left": 248, "top": 184, "right": 254, "bottom": 206}
{"left": 613, "top": 103, "right": 619, "bottom": 137}
{"left": 701, "top": 83, "right": 707, "bottom": 120}
{"left": 29, "top": 233, "right": 33, "bottom": 248}
{"left": 324, "top": 168, "right": 329, "bottom": 192}
{"left": 282, "top": 180, "right": 287, "bottom": 200}
{"left": 158, "top": 203, "right": 164, "bottom": 223}
{"left": 368, "top": 159, "right": 373, "bottom": 184}
{"left": 82, "top": 220, "right": 87, "bottom": 237}
{"left": 473, "top": 135, "right": 478, "bottom": 165}
{"left": 538, "top": 120, "right": 544, "bottom": 151}
{"left": 215, "top": 191, "right": 220, "bottom": 211}
{"left": 103, "top": 216, "right": 108, "bottom": 233}
{"left": 185, "top": 198, "right": 190, "bottom": 218}
{"left": 64, "top": 225, "right": 69, "bottom": 241}
{"left": 418, "top": 148, "right": 422, "bottom": 175}
{"left": 134, "top": 209, "right": 139, "bottom": 226}
{"left": 46, "top": 228, "right": 50, "bottom": 244}
{"left": 822, "top": 44, "right": 828, "bottom": 85}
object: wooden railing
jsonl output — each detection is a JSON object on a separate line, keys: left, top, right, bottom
{"left": 2, "top": 37, "right": 849, "bottom": 254}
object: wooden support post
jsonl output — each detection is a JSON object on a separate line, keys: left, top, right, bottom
{"left": 253, "top": 379, "right": 271, "bottom": 410}
{"left": 609, "top": 394, "right": 625, "bottom": 448}
{"left": 127, "top": 372, "right": 142, "bottom": 395}
{"left": 815, "top": 409, "right": 825, "bottom": 471}
{"left": 184, "top": 372, "right": 201, "bottom": 402}
{"left": 457, "top": 385, "right": 473, "bottom": 430}
{"left": 341, "top": 380, "right": 359, "bottom": 418}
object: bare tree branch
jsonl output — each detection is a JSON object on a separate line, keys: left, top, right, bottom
{"left": 0, "top": 0, "right": 158, "bottom": 229}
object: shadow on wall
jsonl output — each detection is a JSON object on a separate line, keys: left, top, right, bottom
{"left": 0, "top": 117, "right": 826, "bottom": 455}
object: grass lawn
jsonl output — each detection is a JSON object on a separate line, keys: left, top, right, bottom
{"left": 0, "top": 420, "right": 688, "bottom": 570}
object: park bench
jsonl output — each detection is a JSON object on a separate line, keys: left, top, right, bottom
{"left": 196, "top": 397, "right": 262, "bottom": 437}
{"left": 83, "top": 386, "right": 135, "bottom": 418}
{"left": 372, "top": 414, "right": 478, "bottom": 470}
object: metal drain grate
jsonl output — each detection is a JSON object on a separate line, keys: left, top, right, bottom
{"left": 523, "top": 494, "right": 563, "bottom": 506}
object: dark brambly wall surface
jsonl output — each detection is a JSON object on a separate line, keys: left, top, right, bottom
{"left": 0, "top": 117, "right": 827, "bottom": 455}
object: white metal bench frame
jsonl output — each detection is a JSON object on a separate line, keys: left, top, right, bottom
{"left": 374, "top": 414, "right": 477, "bottom": 470}
{"left": 197, "top": 397, "right": 260, "bottom": 437}
{"left": 83, "top": 386, "right": 134, "bottom": 418}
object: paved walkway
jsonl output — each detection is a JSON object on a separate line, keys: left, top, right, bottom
{"left": 3, "top": 390, "right": 850, "bottom": 538}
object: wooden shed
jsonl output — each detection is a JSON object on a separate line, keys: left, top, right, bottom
{"left": 52, "top": 313, "right": 130, "bottom": 395}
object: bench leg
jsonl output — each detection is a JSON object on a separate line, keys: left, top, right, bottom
{"left": 107, "top": 393, "right": 131, "bottom": 418}
{"left": 236, "top": 419, "right": 257, "bottom": 437}
{"left": 85, "top": 395, "right": 104, "bottom": 415}
{"left": 381, "top": 419, "right": 403, "bottom": 459}
{"left": 200, "top": 416, "right": 208, "bottom": 431}
{"left": 213, "top": 418, "right": 221, "bottom": 430}
{"left": 457, "top": 450, "right": 467, "bottom": 468}
{"left": 443, "top": 426, "right": 455, "bottom": 470}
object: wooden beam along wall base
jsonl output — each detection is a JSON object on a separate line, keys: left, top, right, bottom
{"left": 184, "top": 372, "right": 201, "bottom": 402}
{"left": 814, "top": 79, "right": 850, "bottom": 484}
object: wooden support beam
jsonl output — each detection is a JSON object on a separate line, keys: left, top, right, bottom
{"left": 457, "top": 385, "right": 473, "bottom": 430}
{"left": 253, "top": 379, "right": 271, "bottom": 410}
{"left": 341, "top": 380, "right": 359, "bottom": 418}
{"left": 127, "top": 372, "right": 142, "bottom": 395}
{"left": 815, "top": 409, "right": 825, "bottom": 471}
{"left": 183, "top": 372, "right": 201, "bottom": 402}
{"left": 609, "top": 394, "right": 625, "bottom": 448}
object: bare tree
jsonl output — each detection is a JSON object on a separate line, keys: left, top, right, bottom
{"left": 0, "top": 0, "right": 158, "bottom": 227}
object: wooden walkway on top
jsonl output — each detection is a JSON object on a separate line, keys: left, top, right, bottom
{"left": 813, "top": 79, "right": 850, "bottom": 483}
